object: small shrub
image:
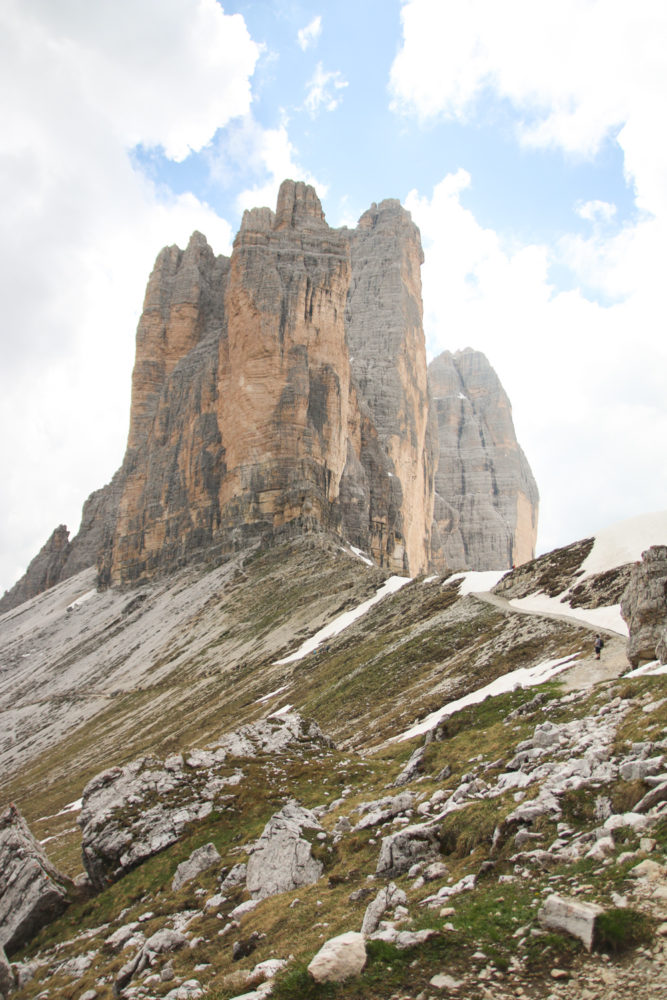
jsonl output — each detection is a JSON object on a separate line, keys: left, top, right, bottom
{"left": 271, "top": 962, "right": 336, "bottom": 999}
{"left": 594, "top": 908, "right": 653, "bottom": 954}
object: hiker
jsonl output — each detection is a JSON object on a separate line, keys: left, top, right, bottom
{"left": 594, "top": 634, "right": 603, "bottom": 659}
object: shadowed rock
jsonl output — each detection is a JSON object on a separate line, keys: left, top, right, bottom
{"left": 0, "top": 804, "right": 72, "bottom": 953}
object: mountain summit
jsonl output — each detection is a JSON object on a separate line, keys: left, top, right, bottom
{"left": 0, "top": 181, "right": 537, "bottom": 612}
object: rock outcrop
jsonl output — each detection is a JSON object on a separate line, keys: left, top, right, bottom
{"left": 428, "top": 349, "right": 538, "bottom": 570}
{"left": 0, "top": 804, "right": 71, "bottom": 953}
{"left": 3, "top": 181, "right": 539, "bottom": 609}
{"left": 622, "top": 545, "right": 667, "bottom": 666}
{"left": 79, "top": 713, "right": 331, "bottom": 890}
{"left": 246, "top": 801, "right": 325, "bottom": 900}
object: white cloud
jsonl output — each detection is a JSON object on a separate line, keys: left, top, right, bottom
{"left": 393, "top": 1, "right": 667, "bottom": 552}
{"left": 0, "top": 0, "right": 260, "bottom": 593}
{"left": 304, "top": 62, "right": 348, "bottom": 116}
{"left": 575, "top": 200, "right": 617, "bottom": 225}
{"left": 297, "top": 14, "right": 322, "bottom": 51}
{"left": 220, "top": 117, "right": 326, "bottom": 216}
{"left": 391, "top": 1, "right": 667, "bottom": 211}
{"left": 407, "top": 173, "right": 667, "bottom": 556}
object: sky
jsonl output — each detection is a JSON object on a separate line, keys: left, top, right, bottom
{"left": 2, "top": 0, "right": 666, "bottom": 595}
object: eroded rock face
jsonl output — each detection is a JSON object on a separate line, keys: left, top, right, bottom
{"left": 621, "top": 545, "right": 667, "bottom": 666}
{"left": 429, "top": 349, "right": 538, "bottom": 570}
{"left": 246, "top": 800, "right": 325, "bottom": 900}
{"left": 104, "top": 181, "right": 421, "bottom": 585}
{"left": 5, "top": 181, "right": 540, "bottom": 604}
{"left": 0, "top": 804, "right": 71, "bottom": 953}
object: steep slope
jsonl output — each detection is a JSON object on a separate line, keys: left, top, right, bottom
{"left": 429, "top": 348, "right": 539, "bottom": 570}
{"left": 1, "top": 516, "right": 666, "bottom": 999}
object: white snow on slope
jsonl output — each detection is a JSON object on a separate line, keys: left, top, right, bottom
{"left": 579, "top": 510, "right": 667, "bottom": 579}
{"left": 274, "top": 575, "right": 411, "bottom": 664}
{"left": 396, "top": 653, "right": 581, "bottom": 743}
{"left": 510, "top": 509, "right": 667, "bottom": 635}
{"left": 448, "top": 570, "right": 508, "bottom": 594}
{"left": 509, "top": 595, "right": 628, "bottom": 635}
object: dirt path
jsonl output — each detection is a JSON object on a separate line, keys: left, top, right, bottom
{"left": 471, "top": 590, "right": 630, "bottom": 690}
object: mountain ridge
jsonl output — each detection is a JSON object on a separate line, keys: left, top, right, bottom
{"left": 1, "top": 180, "right": 537, "bottom": 614}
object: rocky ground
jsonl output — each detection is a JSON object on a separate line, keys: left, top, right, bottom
{"left": 1, "top": 532, "right": 666, "bottom": 1000}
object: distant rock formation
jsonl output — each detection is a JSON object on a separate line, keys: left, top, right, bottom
{"left": 621, "top": 545, "right": 667, "bottom": 666}
{"left": 428, "top": 349, "right": 538, "bottom": 570}
{"left": 1, "top": 181, "right": 539, "bottom": 611}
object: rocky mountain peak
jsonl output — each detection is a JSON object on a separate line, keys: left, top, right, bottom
{"left": 274, "top": 178, "right": 326, "bottom": 230}
{"left": 1, "top": 180, "right": 538, "bottom": 609}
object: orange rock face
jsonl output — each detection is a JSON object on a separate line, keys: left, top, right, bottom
{"left": 104, "top": 181, "right": 432, "bottom": 585}
{"left": 2, "top": 180, "right": 540, "bottom": 609}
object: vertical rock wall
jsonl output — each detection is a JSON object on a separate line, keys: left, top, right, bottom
{"left": 2, "top": 181, "right": 541, "bottom": 606}
{"left": 344, "top": 201, "right": 435, "bottom": 574}
{"left": 428, "top": 349, "right": 538, "bottom": 570}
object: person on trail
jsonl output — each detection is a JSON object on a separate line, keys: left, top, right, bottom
{"left": 594, "top": 634, "right": 603, "bottom": 659}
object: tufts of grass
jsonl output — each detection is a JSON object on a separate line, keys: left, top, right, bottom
{"left": 594, "top": 908, "right": 653, "bottom": 954}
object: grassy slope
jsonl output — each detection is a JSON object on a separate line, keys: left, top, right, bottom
{"left": 3, "top": 535, "right": 666, "bottom": 999}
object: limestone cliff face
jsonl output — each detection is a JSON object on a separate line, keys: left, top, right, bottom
{"left": 3, "top": 181, "right": 540, "bottom": 607}
{"left": 344, "top": 201, "right": 435, "bottom": 574}
{"left": 428, "top": 349, "right": 538, "bottom": 570}
{"left": 105, "top": 181, "right": 413, "bottom": 585}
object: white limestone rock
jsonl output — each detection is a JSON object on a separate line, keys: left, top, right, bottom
{"left": 246, "top": 801, "right": 325, "bottom": 900}
{"left": 0, "top": 804, "right": 72, "bottom": 952}
{"left": 307, "top": 931, "right": 366, "bottom": 983}
{"left": 172, "top": 843, "right": 222, "bottom": 892}
{"left": 537, "top": 894, "right": 604, "bottom": 951}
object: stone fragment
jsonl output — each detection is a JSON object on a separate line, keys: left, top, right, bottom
{"left": 163, "top": 980, "right": 204, "bottom": 999}
{"left": 246, "top": 801, "right": 324, "bottom": 899}
{"left": 0, "top": 804, "right": 72, "bottom": 952}
{"left": 360, "top": 882, "right": 407, "bottom": 936}
{"left": 537, "top": 894, "right": 603, "bottom": 951}
{"left": 172, "top": 843, "right": 222, "bottom": 892}
{"left": 307, "top": 931, "right": 366, "bottom": 983}
{"left": 393, "top": 746, "right": 426, "bottom": 786}
{"left": 634, "top": 779, "right": 667, "bottom": 814}
{"left": 430, "top": 972, "right": 462, "bottom": 990}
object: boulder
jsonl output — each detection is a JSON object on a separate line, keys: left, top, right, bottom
{"left": 307, "top": 931, "right": 366, "bottom": 983}
{"left": 537, "top": 894, "right": 604, "bottom": 951}
{"left": 375, "top": 821, "right": 441, "bottom": 876}
{"left": 172, "top": 843, "right": 221, "bottom": 892}
{"left": 246, "top": 801, "right": 325, "bottom": 900}
{"left": 0, "top": 804, "right": 72, "bottom": 953}
{"left": 621, "top": 546, "right": 667, "bottom": 666}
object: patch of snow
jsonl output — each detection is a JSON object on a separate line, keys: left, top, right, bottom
{"left": 66, "top": 589, "right": 97, "bottom": 612}
{"left": 274, "top": 576, "right": 411, "bottom": 664}
{"left": 269, "top": 704, "right": 294, "bottom": 717}
{"left": 422, "top": 575, "right": 439, "bottom": 584}
{"left": 510, "top": 593, "right": 628, "bottom": 635}
{"left": 623, "top": 660, "right": 667, "bottom": 678}
{"left": 446, "top": 570, "right": 508, "bottom": 595}
{"left": 395, "top": 653, "right": 581, "bottom": 743}
{"left": 580, "top": 510, "right": 667, "bottom": 579}
{"left": 255, "top": 686, "right": 289, "bottom": 704}
{"left": 350, "top": 546, "right": 374, "bottom": 567}
{"left": 36, "top": 797, "right": 83, "bottom": 822}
